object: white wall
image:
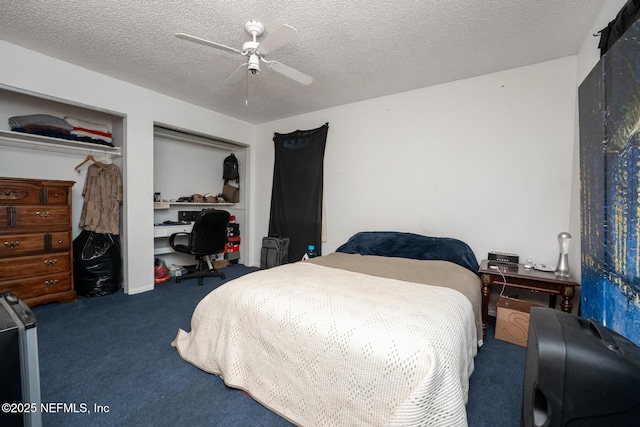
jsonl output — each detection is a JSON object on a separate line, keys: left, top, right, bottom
{"left": 253, "top": 57, "right": 578, "bottom": 269}
{"left": 0, "top": 40, "right": 254, "bottom": 295}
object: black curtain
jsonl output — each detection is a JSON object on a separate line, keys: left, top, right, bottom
{"left": 268, "top": 123, "right": 329, "bottom": 262}
{"left": 598, "top": 0, "right": 640, "bottom": 56}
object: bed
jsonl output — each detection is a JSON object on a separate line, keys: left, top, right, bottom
{"left": 172, "top": 232, "right": 482, "bottom": 426}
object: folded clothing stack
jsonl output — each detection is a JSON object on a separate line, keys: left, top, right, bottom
{"left": 8, "top": 114, "right": 114, "bottom": 147}
{"left": 8, "top": 114, "right": 76, "bottom": 140}
{"left": 64, "top": 116, "right": 113, "bottom": 146}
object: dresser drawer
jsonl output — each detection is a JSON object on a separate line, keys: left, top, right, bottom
{"left": 0, "top": 180, "right": 70, "bottom": 205}
{"left": 0, "top": 205, "right": 70, "bottom": 229}
{"left": 0, "top": 181, "right": 44, "bottom": 204}
{"left": 0, "top": 271, "right": 72, "bottom": 300}
{"left": 0, "top": 231, "right": 71, "bottom": 256}
{"left": 42, "top": 185, "right": 70, "bottom": 204}
{"left": 0, "top": 252, "right": 71, "bottom": 280}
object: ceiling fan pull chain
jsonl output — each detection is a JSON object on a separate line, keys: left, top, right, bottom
{"left": 245, "top": 68, "right": 249, "bottom": 107}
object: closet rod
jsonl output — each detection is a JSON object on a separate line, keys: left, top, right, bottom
{"left": 153, "top": 127, "right": 244, "bottom": 151}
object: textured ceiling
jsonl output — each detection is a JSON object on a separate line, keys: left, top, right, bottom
{"left": 0, "top": 1, "right": 608, "bottom": 124}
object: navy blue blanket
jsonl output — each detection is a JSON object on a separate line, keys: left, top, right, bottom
{"left": 336, "top": 231, "right": 479, "bottom": 274}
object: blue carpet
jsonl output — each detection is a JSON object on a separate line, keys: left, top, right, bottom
{"left": 31, "top": 264, "right": 525, "bottom": 426}
{"left": 468, "top": 318, "right": 525, "bottom": 426}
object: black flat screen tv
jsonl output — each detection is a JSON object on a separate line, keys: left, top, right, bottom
{"left": 523, "top": 307, "right": 640, "bottom": 427}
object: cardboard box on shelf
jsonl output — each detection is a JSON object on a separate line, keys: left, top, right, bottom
{"left": 495, "top": 296, "right": 546, "bottom": 347}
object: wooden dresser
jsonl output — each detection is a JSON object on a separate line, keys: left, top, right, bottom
{"left": 0, "top": 177, "right": 76, "bottom": 306}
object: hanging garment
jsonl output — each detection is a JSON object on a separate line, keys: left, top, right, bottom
{"left": 269, "top": 123, "right": 329, "bottom": 261}
{"left": 79, "top": 163, "right": 123, "bottom": 234}
{"left": 598, "top": 0, "right": 640, "bottom": 56}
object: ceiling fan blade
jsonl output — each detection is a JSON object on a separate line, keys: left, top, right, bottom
{"left": 226, "top": 63, "right": 248, "bottom": 85}
{"left": 267, "top": 61, "right": 313, "bottom": 85}
{"left": 259, "top": 25, "right": 298, "bottom": 53}
{"left": 175, "top": 33, "right": 241, "bottom": 54}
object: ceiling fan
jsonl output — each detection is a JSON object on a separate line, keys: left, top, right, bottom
{"left": 175, "top": 21, "right": 313, "bottom": 86}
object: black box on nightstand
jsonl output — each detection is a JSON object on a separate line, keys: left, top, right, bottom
{"left": 488, "top": 251, "right": 519, "bottom": 264}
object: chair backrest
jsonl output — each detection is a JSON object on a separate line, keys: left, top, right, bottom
{"left": 189, "top": 209, "right": 230, "bottom": 256}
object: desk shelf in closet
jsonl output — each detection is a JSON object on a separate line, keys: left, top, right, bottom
{"left": 153, "top": 202, "right": 234, "bottom": 210}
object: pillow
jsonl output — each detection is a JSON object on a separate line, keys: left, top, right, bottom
{"left": 336, "top": 231, "right": 479, "bottom": 273}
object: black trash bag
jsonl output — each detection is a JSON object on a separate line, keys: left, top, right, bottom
{"left": 73, "top": 230, "right": 122, "bottom": 297}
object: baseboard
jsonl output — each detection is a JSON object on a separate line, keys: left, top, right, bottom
{"left": 126, "top": 284, "right": 155, "bottom": 295}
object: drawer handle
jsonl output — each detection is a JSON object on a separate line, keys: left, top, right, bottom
{"left": 4, "top": 241, "right": 20, "bottom": 248}
{"left": 35, "top": 211, "right": 50, "bottom": 218}
{"left": 53, "top": 194, "right": 59, "bottom": 198}
{"left": 58, "top": 240, "right": 63, "bottom": 245}
{"left": 43, "top": 259, "right": 58, "bottom": 266}
{"left": 45, "top": 279, "right": 59, "bottom": 287}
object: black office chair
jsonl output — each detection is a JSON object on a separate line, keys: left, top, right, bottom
{"left": 169, "top": 209, "right": 230, "bottom": 285}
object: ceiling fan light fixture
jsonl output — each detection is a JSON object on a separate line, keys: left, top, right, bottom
{"left": 248, "top": 54, "right": 260, "bottom": 74}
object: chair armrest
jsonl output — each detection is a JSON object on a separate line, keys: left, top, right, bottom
{"left": 169, "top": 232, "right": 191, "bottom": 249}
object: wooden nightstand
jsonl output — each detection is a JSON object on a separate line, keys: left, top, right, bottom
{"left": 478, "top": 259, "right": 579, "bottom": 338}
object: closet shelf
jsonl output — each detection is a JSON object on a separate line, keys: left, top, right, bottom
{"left": 154, "top": 202, "right": 235, "bottom": 210}
{"left": 0, "top": 129, "right": 122, "bottom": 156}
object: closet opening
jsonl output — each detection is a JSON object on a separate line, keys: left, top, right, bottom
{"left": 152, "top": 124, "right": 249, "bottom": 272}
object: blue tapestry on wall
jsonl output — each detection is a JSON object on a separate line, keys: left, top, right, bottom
{"left": 579, "top": 20, "right": 640, "bottom": 345}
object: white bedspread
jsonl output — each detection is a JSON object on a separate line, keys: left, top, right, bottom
{"left": 173, "top": 262, "right": 477, "bottom": 426}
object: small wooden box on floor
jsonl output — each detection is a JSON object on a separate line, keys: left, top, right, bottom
{"left": 0, "top": 177, "right": 76, "bottom": 306}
